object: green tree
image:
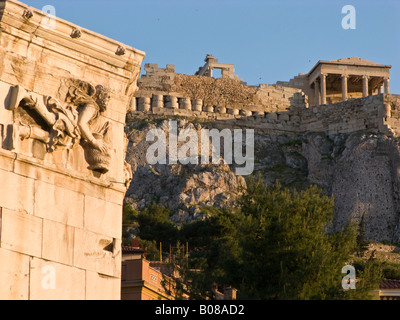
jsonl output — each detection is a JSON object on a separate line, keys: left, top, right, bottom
{"left": 122, "top": 202, "right": 138, "bottom": 246}
{"left": 177, "top": 178, "right": 382, "bottom": 300}
{"left": 356, "top": 213, "right": 369, "bottom": 256}
{"left": 233, "top": 177, "right": 381, "bottom": 299}
{"left": 126, "top": 180, "right": 383, "bottom": 300}
{"left": 136, "top": 204, "right": 179, "bottom": 253}
{"left": 179, "top": 208, "right": 243, "bottom": 299}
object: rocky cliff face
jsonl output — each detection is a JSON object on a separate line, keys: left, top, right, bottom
{"left": 124, "top": 117, "right": 246, "bottom": 225}
{"left": 124, "top": 115, "right": 400, "bottom": 243}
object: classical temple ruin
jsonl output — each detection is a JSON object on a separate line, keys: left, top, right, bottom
{"left": 195, "top": 54, "right": 241, "bottom": 81}
{"left": 278, "top": 57, "right": 391, "bottom": 106}
{"left": 130, "top": 54, "right": 398, "bottom": 137}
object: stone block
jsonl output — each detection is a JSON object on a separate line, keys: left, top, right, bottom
{"left": 165, "top": 95, "right": 178, "bottom": 109}
{"left": 42, "top": 219, "right": 74, "bottom": 266}
{"left": 227, "top": 108, "right": 239, "bottom": 115}
{"left": 73, "top": 228, "right": 121, "bottom": 277}
{"left": 0, "top": 248, "right": 29, "bottom": 300}
{"left": 34, "top": 180, "right": 84, "bottom": 228}
{"left": 85, "top": 271, "right": 120, "bottom": 300}
{"left": 84, "top": 195, "right": 122, "bottom": 239}
{"left": 0, "top": 150, "right": 15, "bottom": 172}
{"left": 0, "top": 208, "right": 42, "bottom": 257}
{"left": 0, "top": 168, "right": 35, "bottom": 214}
{"left": 0, "top": 82, "right": 13, "bottom": 125}
{"left": 240, "top": 110, "right": 252, "bottom": 117}
{"left": 215, "top": 106, "right": 227, "bottom": 114}
{"left": 29, "top": 257, "right": 85, "bottom": 300}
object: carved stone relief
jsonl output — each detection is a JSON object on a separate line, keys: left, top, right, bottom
{"left": 8, "top": 79, "right": 113, "bottom": 174}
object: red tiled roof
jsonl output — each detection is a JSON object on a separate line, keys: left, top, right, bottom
{"left": 122, "top": 246, "right": 145, "bottom": 253}
{"left": 380, "top": 279, "right": 400, "bottom": 289}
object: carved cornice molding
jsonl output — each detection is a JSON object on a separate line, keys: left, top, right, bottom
{"left": 0, "top": 0, "right": 145, "bottom": 76}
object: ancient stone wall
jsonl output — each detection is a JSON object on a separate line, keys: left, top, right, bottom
{"left": 383, "top": 94, "right": 400, "bottom": 134}
{"left": 299, "top": 94, "right": 390, "bottom": 135}
{"left": 133, "top": 64, "right": 303, "bottom": 114}
{"left": 128, "top": 92, "right": 400, "bottom": 139}
{"left": 0, "top": 0, "right": 144, "bottom": 299}
{"left": 136, "top": 63, "right": 176, "bottom": 94}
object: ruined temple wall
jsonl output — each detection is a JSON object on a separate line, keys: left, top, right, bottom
{"left": 127, "top": 91, "right": 306, "bottom": 125}
{"left": 127, "top": 94, "right": 400, "bottom": 139}
{"left": 137, "top": 63, "right": 176, "bottom": 94}
{"left": 0, "top": 0, "right": 144, "bottom": 300}
{"left": 134, "top": 64, "right": 304, "bottom": 113}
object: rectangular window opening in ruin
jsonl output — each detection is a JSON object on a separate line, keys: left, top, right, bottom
{"left": 213, "top": 69, "right": 222, "bottom": 79}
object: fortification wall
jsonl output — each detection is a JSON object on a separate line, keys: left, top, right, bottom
{"left": 299, "top": 94, "right": 390, "bottom": 135}
{"left": 134, "top": 64, "right": 304, "bottom": 113}
{"left": 383, "top": 94, "right": 400, "bottom": 134}
{"left": 128, "top": 94, "right": 400, "bottom": 138}
{"left": 127, "top": 91, "right": 306, "bottom": 123}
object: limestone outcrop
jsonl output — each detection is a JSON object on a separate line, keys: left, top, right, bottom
{"left": 124, "top": 118, "right": 246, "bottom": 226}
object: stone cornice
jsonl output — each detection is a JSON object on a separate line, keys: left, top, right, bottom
{"left": 0, "top": 148, "right": 127, "bottom": 195}
{"left": 308, "top": 58, "right": 391, "bottom": 81}
{"left": 0, "top": 0, "right": 145, "bottom": 77}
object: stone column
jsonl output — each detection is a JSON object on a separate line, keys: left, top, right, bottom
{"left": 341, "top": 75, "right": 348, "bottom": 101}
{"left": 314, "top": 80, "right": 320, "bottom": 106}
{"left": 151, "top": 94, "right": 164, "bottom": 109}
{"left": 128, "top": 96, "right": 137, "bottom": 112}
{"left": 215, "top": 106, "right": 226, "bottom": 113}
{"left": 378, "top": 85, "right": 383, "bottom": 94}
{"left": 192, "top": 99, "right": 203, "bottom": 111}
{"left": 165, "top": 95, "right": 178, "bottom": 109}
{"left": 179, "top": 97, "right": 192, "bottom": 110}
{"left": 320, "top": 74, "right": 326, "bottom": 105}
{"left": 384, "top": 78, "right": 390, "bottom": 94}
{"left": 137, "top": 97, "right": 151, "bottom": 111}
{"left": 362, "top": 75, "right": 369, "bottom": 97}
{"left": 240, "top": 109, "right": 252, "bottom": 117}
{"left": 227, "top": 108, "right": 239, "bottom": 115}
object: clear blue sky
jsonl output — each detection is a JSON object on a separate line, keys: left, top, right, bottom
{"left": 23, "top": 0, "right": 400, "bottom": 93}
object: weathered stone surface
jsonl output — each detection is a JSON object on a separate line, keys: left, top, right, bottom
{"left": 0, "top": 167, "right": 35, "bottom": 214}
{"left": 84, "top": 195, "right": 122, "bottom": 239}
{"left": 73, "top": 228, "right": 121, "bottom": 277}
{"left": 0, "top": 0, "right": 144, "bottom": 300}
{"left": 29, "top": 258, "right": 86, "bottom": 300}
{"left": 42, "top": 219, "right": 74, "bottom": 265}
{"left": 124, "top": 112, "right": 400, "bottom": 243}
{"left": 0, "top": 208, "right": 43, "bottom": 257}
{"left": 0, "top": 248, "right": 29, "bottom": 299}
{"left": 34, "top": 180, "right": 84, "bottom": 228}
{"left": 85, "top": 271, "right": 121, "bottom": 300}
